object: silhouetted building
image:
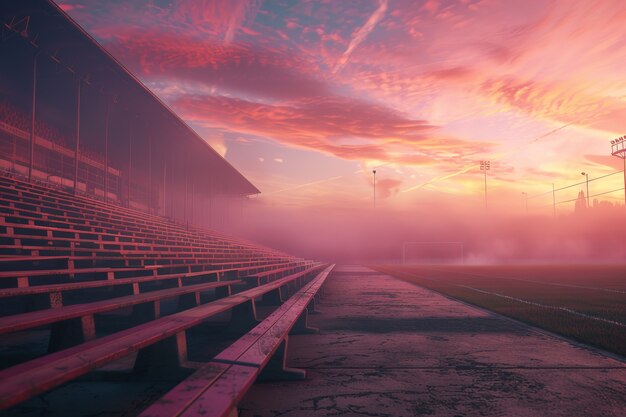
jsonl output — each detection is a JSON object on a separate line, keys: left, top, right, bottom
{"left": 574, "top": 190, "right": 587, "bottom": 213}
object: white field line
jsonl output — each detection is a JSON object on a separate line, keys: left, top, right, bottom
{"left": 389, "top": 269, "right": 626, "bottom": 328}
{"left": 422, "top": 266, "right": 626, "bottom": 294}
{"left": 499, "top": 278, "right": 626, "bottom": 295}
{"left": 459, "top": 285, "right": 626, "bottom": 328}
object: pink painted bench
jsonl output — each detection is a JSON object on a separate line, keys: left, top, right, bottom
{"left": 0, "top": 261, "right": 311, "bottom": 304}
{"left": 0, "top": 263, "right": 326, "bottom": 410}
{"left": 138, "top": 264, "right": 335, "bottom": 417}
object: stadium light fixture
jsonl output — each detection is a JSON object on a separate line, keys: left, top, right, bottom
{"left": 610, "top": 135, "right": 626, "bottom": 206}
{"left": 373, "top": 169, "right": 377, "bottom": 209}
{"left": 479, "top": 160, "right": 490, "bottom": 210}
{"left": 581, "top": 172, "right": 590, "bottom": 208}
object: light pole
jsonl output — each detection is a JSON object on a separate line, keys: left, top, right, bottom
{"left": 580, "top": 172, "right": 590, "bottom": 208}
{"left": 521, "top": 192, "right": 528, "bottom": 215}
{"left": 480, "top": 160, "right": 490, "bottom": 210}
{"left": 372, "top": 169, "right": 377, "bottom": 209}
{"left": 610, "top": 135, "right": 626, "bottom": 207}
{"left": 552, "top": 183, "right": 556, "bottom": 219}
{"left": 29, "top": 51, "right": 43, "bottom": 182}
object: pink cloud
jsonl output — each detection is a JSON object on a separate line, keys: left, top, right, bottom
{"left": 480, "top": 76, "right": 626, "bottom": 132}
{"left": 103, "top": 30, "right": 328, "bottom": 100}
{"left": 173, "top": 93, "right": 492, "bottom": 167}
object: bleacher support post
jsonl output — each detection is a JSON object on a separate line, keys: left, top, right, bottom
{"left": 177, "top": 291, "right": 201, "bottom": 310}
{"left": 134, "top": 331, "right": 188, "bottom": 375}
{"left": 48, "top": 315, "right": 96, "bottom": 352}
{"left": 262, "top": 286, "right": 285, "bottom": 306}
{"left": 227, "top": 300, "right": 259, "bottom": 333}
{"left": 290, "top": 309, "right": 319, "bottom": 335}
{"left": 258, "top": 338, "right": 306, "bottom": 381}
{"left": 132, "top": 300, "right": 161, "bottom": 323}
{"left": 214, "top": 285, "right": 232, "bottom": 299}
{"left": 307, "top": 297, "right": 322, "bottom": 314}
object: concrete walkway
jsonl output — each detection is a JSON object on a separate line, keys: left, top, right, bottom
{"left": 239, "top": 265, "right": 626, "bottom": 417}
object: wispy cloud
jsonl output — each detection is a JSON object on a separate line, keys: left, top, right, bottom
{"left": 223, "top": 0, "right": 262, "bottom": 45}
{"left": 333, "top": 0, "right": 388, "bottom": 73}
{"left": 401, "top": 164, "right": 478, "bottom": 193}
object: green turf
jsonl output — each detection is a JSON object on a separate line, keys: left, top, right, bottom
{"left": 370, "top": 264, "right": 626, "bottom": 357}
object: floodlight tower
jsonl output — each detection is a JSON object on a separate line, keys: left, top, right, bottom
{"left": 373, "top": 169, "right": 377, "bottom": 209}
{"left": 610, "top": 135, "right": 626, "bottom": 206}
{"left": 580, "top": 171, "right": 590, "bottom": 208}
{"left": 480, "top": 160, "right": 490, "bottom": 209}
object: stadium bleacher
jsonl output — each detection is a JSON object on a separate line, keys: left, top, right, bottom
{"left": 0, "top": 173, "right": 332, "bottom": 415}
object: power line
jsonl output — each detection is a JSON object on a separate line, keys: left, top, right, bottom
{"left": 527, "top": 170, "right": 624, "bottom": 200}
{"left": 534, "top": 187, "right": 625, "bottom": 208}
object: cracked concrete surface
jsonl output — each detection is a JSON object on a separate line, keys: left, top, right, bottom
{"left": 239, "top": 265, "right": 626, "bottom": 417}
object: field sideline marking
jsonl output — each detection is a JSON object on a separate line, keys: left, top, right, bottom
{"left": 414, "top": 265, "right": 626, "bottom": 295}
{"left": 377, "top": 267, "right": 626, "bottom": 328}
{"left": 457, "top": 285, "right": 626, "bottom": 328}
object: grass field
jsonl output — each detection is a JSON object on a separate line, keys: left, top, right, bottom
{"left": 370, "top": 264, "right": 626, "bottom": 357}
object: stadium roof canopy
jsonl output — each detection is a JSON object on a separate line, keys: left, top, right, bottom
{"left": 1, "top": 0, "right": 260, "bottom": 196}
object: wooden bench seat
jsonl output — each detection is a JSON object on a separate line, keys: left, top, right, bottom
{"left": 0, "top": 217, "right": 235, "bottom": 248}
{"left": 0, "top": 278, "right": 241, "bottom": 337}
{"left": 1, "top": 221, "right": 251, "bottom": 253}
{"left": 0, "top": 224, "right": 277, "bottom": 259}
{"left": 242, "top": 264, "right": 309, "bottom": 287}
{"left": 138, "top": 264, "right": 334, "bottom": 417}
{"left": 0, "top": 190, "right": 254, "bottom": 249}
{"left": 0, "top": 194, "right": 244, "bottom": 246}
{"left": 0, "top": 179, "right": 293, "bottom": 263}
{"left": 0, "top": 179, "right": 282, "bottom": 257}
{"left": 0, "top": 243, "right": 281, "bottom": 260}
{"left": 0, "top": 261, "right": 310, "bottom": 304}
{"left": 0, "top": 209, "right": 249, "bottom": 249}
{"left": 0, "top": 210, "right": 282, "bottom": 262}
{"left": 0, "top": 258, "right": 295, "bottom": 291}
{"left": 0, "top": 263, "right": 326, "bottom": 410}
{"left": 0, "top": 255, "right": 71, "bottom": 271}
{"left": 0, "top": 265, "right": 157, "bottom": 287}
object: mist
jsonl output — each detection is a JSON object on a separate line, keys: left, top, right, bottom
{"left": 229, "top": 200, "right": 626, "bottom": 264}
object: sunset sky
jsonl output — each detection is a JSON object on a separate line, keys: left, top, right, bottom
{"left": 57, "top": 0, "right": 626, "bottom": 213}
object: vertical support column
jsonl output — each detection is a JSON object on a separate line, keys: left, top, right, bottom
{"left": 208, "top": 179, "right": 213, "bottom": 228}
{"left": 128, "top": 125, "right": 132, "bottom": 207}
{"left": 205, "top": 189, "right": 209, "bottom": 228}
{"left": 623, "top": 157, "right": 626, "bottom": 208}
{"left": 184, "top": 155, "right": 188, "bottom": 227}
{"left": 11, "top": 135, "right": 16, "bottom": 172}
{"left": 483, "top": 168, "right": 487, "bottom": 210}
{"left": 169, "top": 153, "right": 174, "bottom": 218}
{"left": 148, "top": 136, "right": 153, "bottom": 214}
{"left": 191, "top": 181, "right": 195, "bottom": 225}
{"left": 28, "top": 53, "right": 38, "bottom": 182}
{"left": 163, "top": 157, "right": 167, "bottom": 217}
{"left": 552, "top": 183, "right": 556, "bottom": 219}
{"left": 73, "top": 79, "right": 81, "bottom": 194}
{"left": 104, "top": 100, "right": 110, "bottom": 203}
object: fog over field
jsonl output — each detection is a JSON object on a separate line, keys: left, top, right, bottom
{"left": 233, "top": 202, "right": 626, "bottom": 264}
